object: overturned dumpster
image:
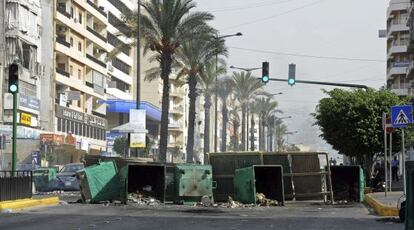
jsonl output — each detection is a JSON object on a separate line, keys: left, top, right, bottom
{"left": 234, "top": 165, "right": 284, "bottom": 205}
{"left": 77, "top": 161, "right": 121, "bottom": 203}
{"left": 329, "top": 166, "right": 365, "bottom": 202}
{"left": 33, "top": 167, "right": 58, "bottom": 192}
{"left": 209, "top": 152, "right": 333, "bottom": 202}
{"left": 174, "top": 164, "right": 214, "bottom": 204}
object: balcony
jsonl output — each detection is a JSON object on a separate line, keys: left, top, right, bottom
{"left": 388, "top": 20, "right": 409, "bottom": 37}
{"left": 87, "top": 26, "right": 107, "bottom": 42}
{"left": 87, "top": 0, "right": 107, "bottom": 17}
{"left": 388, "top": 62, "right": 410, "bottom": 79}
{"left": 170, "top": 106, "right": 184, "bottom": 115}
{"left": 168, "top": 122, "right": 182, "bottom": 129}
{"left": 388, "top": 40, "right": 409, "bottom": 58}
{"left": 387, "top": 0, "right": 410, "bottom": 18}
{"left": 56, "top": 36, "right": 70, "bottom": 48}
{"left": 390, "top": 83, "right": 411, "bottom": 96}
{"left": 407, "top": 61, "right": 414, "bottom": 77}
{"left": 86, "top": 54, "right": 107, "bottom": 68}
{"left": 56, "top": 68, "right": 70, "bottom": 78}
{"left": 57, "top": 7, "right": 71, "bottom": 19}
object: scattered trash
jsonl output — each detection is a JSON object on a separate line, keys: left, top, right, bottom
{"left": 59, "top": 201, "right": 69, "bottom": 205}
{"left": 128, "top": 192, "right": 161, "bottom": 206}
{"left": 255, "top": 193, "right": 279, "bottom": 207}
{"left": 201, "top": 195, "right": 212, "bottom": 207}
{"left": 1, "top": 209, "right": 13, "bottom": 213}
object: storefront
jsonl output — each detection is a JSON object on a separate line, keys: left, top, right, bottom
{"left": 55, "top": 105, "right": 107, "bottom": 152}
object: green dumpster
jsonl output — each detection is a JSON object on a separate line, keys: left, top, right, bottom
{"left": 174, "top": 164, "right": 213, "bottom": 204}
{"left": 76, "top": 161, "right": 121, "bottom": 203}
{"left": 234, "top": 165, "right": 284, "bottom": 205}
{"left": 329, "top": 166, "right": 365, "bottom": 202}
{"left": 33, "top": 167, "right": 58, "bottom": 192}
{"left": 406, "top": 161, "right": 414, "bottom": 229}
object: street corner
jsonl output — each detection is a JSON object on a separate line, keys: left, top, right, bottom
{"left": 364, "top": 193, "right": 399, "bottom": 217}
{"left": 0, "top": 196, "right": 59, "bottom": 213}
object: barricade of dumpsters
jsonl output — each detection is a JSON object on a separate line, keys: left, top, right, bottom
{"left": 74, "top": 152, "right": 365, "bottom": 206}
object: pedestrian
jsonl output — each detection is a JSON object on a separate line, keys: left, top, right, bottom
{"left": 391, "top": 156, "right": 399, "bottom": 182}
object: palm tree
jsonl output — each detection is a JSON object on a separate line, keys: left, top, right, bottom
{"left": 198, "top": 60, "right": 227, "bottom": 160}
{"left": 216, "top": 77, "right": 234, "bottom": 152}
{"left": 175, "top": 36, "right": 227, "bottom": 163}
{"left": 229, "top": 107, "right": 241, "bottom": 151}
{"left": 254, "top": 97, "right": 279, "bottom": 151}
{"left": 275, "top": 121, "right": 288, "bottom": 151}
{"left": 248, "top": 101, "right": 260, "bottom": 151}
{"left": 119, "top": 0, "right": 214, "bottom": 162}
{"left": 232, "top": 71, "right": 264, "bottom": 151}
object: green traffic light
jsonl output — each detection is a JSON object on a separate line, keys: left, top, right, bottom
{"left": 288, "top": 78, "right": 295, "bottom": 85}
{"left": 262, "top": 75, "right": 269, "bottom": 83}
{"left": 9, "top": 84, "right": 17, "bottom": 93}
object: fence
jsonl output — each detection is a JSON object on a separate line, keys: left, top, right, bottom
{"left": 0, "top": 171, "right": 33, "bottom": 201}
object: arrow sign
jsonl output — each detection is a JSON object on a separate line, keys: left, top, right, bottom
{"left": 391, "top": 105, "right": 413, "bottom": 128}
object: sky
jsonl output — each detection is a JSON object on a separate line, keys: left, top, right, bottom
{"left": 195, "top": 0, "right": 389, "bottom": 159}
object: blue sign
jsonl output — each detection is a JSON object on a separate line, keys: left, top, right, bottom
{"left": 391, "top": 105, "right": 413, "bottom": 128}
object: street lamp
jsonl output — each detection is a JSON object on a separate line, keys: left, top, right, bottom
{"left": 229, "top": 65, "right": 261, "bottom": 72}
{"left": 214, "top": 32, "right": 242, "bottom": 153}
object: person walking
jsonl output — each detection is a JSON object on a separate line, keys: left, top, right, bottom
{"left": 391, "top": 156, "right": 399, "bottom": 182}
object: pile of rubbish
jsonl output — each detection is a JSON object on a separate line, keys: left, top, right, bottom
{"left": 217, "top": 194, "right": 279, "bottom": 208}
{"left": 255, "top": 193, "right": 279, "bottom": 207}
{"left": 128, "top": 186, "right": 161, "bottom": 206}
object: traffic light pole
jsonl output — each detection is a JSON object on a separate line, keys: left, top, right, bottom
{"left": 12, "top": 92, "right": 17, "bottom": 175}
{"left": 263, "top": 78, "right": 369, "bottom": 89}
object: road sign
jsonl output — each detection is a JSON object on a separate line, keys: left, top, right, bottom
{"left": 391, "top": 105, "right": 413, "bottom": 128}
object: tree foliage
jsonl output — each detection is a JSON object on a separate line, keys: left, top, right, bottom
{"left": 313, "top": 88, "right": 407, "bottom": 171}
{"left": 113, "top": 136, "right": 128, "bottom": 156}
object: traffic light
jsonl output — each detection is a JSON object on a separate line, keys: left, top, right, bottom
{"left": 288, "top": 63, "right": 296, "bottom": 86}
{"left": 8, "top": 63, "right": 19, "bottom": 93}
{"left": 262, "top": 62, "right": 269, "bottom": 84}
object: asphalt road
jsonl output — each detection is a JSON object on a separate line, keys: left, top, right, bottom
{"left": 0, "top": 201, "right": 403, "bottom": 230}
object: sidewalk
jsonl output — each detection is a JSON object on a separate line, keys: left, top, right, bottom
{"left": 0, "top": 197, "right": 59, "bottom": 213}
{"left": 365, "top": 191, "right": 404, "bottom": 216}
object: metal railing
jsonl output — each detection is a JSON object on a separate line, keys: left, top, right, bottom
{"left": 0, "top": 171, "right": 32, "bottom": 201}
{"left": 87, "top": 26, "right": 107, "bottom": 42}
{"left": 86, "top": 0, "right": 107, "bottom": 17}
{"left": 86, "top": 54, "right": 107, "bottom": 68}
{"left": 56, "top": 36, "right": 70, "bottom": 47}
{"left": 57, "top": 7, "right": 71, "bottom": 19}
{"left": 56, "top": 67, "right": 70, "bottom": 78}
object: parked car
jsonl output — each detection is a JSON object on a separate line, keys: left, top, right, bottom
{"left": 51, "top": 163, "right": 84, "bottom": 191}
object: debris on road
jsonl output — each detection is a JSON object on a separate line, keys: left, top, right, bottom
{"left": 128, "top": 192, "right": 161, "bottom": 206}
{"left": 256, "top": 193, "right": 279, "bottom": 207}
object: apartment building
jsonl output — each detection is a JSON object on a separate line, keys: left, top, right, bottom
{"left": 407, "top": 0, "right": 414, "bottom": 83}
{"left": 0, "top": 0, "right": 44, "bottom": 169}
{"left": 387, "top": 0, "right": 413, "bottom": 95}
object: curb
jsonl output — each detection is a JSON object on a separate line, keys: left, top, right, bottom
{"left": 0, "top": 197, "right": 60, "bottom": 212}
{"left": 364, "top": 194, "right": 399, "bottom": 216}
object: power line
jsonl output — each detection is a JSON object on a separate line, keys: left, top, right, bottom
{"left": 209, "top": 0, "right": 295, "bottom": 13}
{"left": 229, "top": 46, "right": 386, "bottom": 62}
{"left": 220, "top": 0, "right": 325, "bottom": 30}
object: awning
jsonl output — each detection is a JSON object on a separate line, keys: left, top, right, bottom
{"left": 99, "top": 100, "right": 161, "bottom": 122}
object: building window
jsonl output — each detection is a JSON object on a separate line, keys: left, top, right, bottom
{"left": 70, "top": 37, "right": 73, "bottom": 47}
{"left": 74, "top": 123, "right": 79, "bottom": 135}
{"left": 78, "top": 42, "right": 82, "bottom": 52}
{"left": 57, "top": 118, "right": 62, "bottom": 131}
{"left": 69, "top": 65, "right": 73, "bottom": 76}
{"left": 70, "top": 7, "right": 74, "bottom": 18}
{"left": 78, "top": 69, "right": 81, "bottom": 79}
{"left": 62, "top": 119, "right": 66, "bottom": 132}
{"left": 78, "top": 12, "right": 82, "bottom": 24}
